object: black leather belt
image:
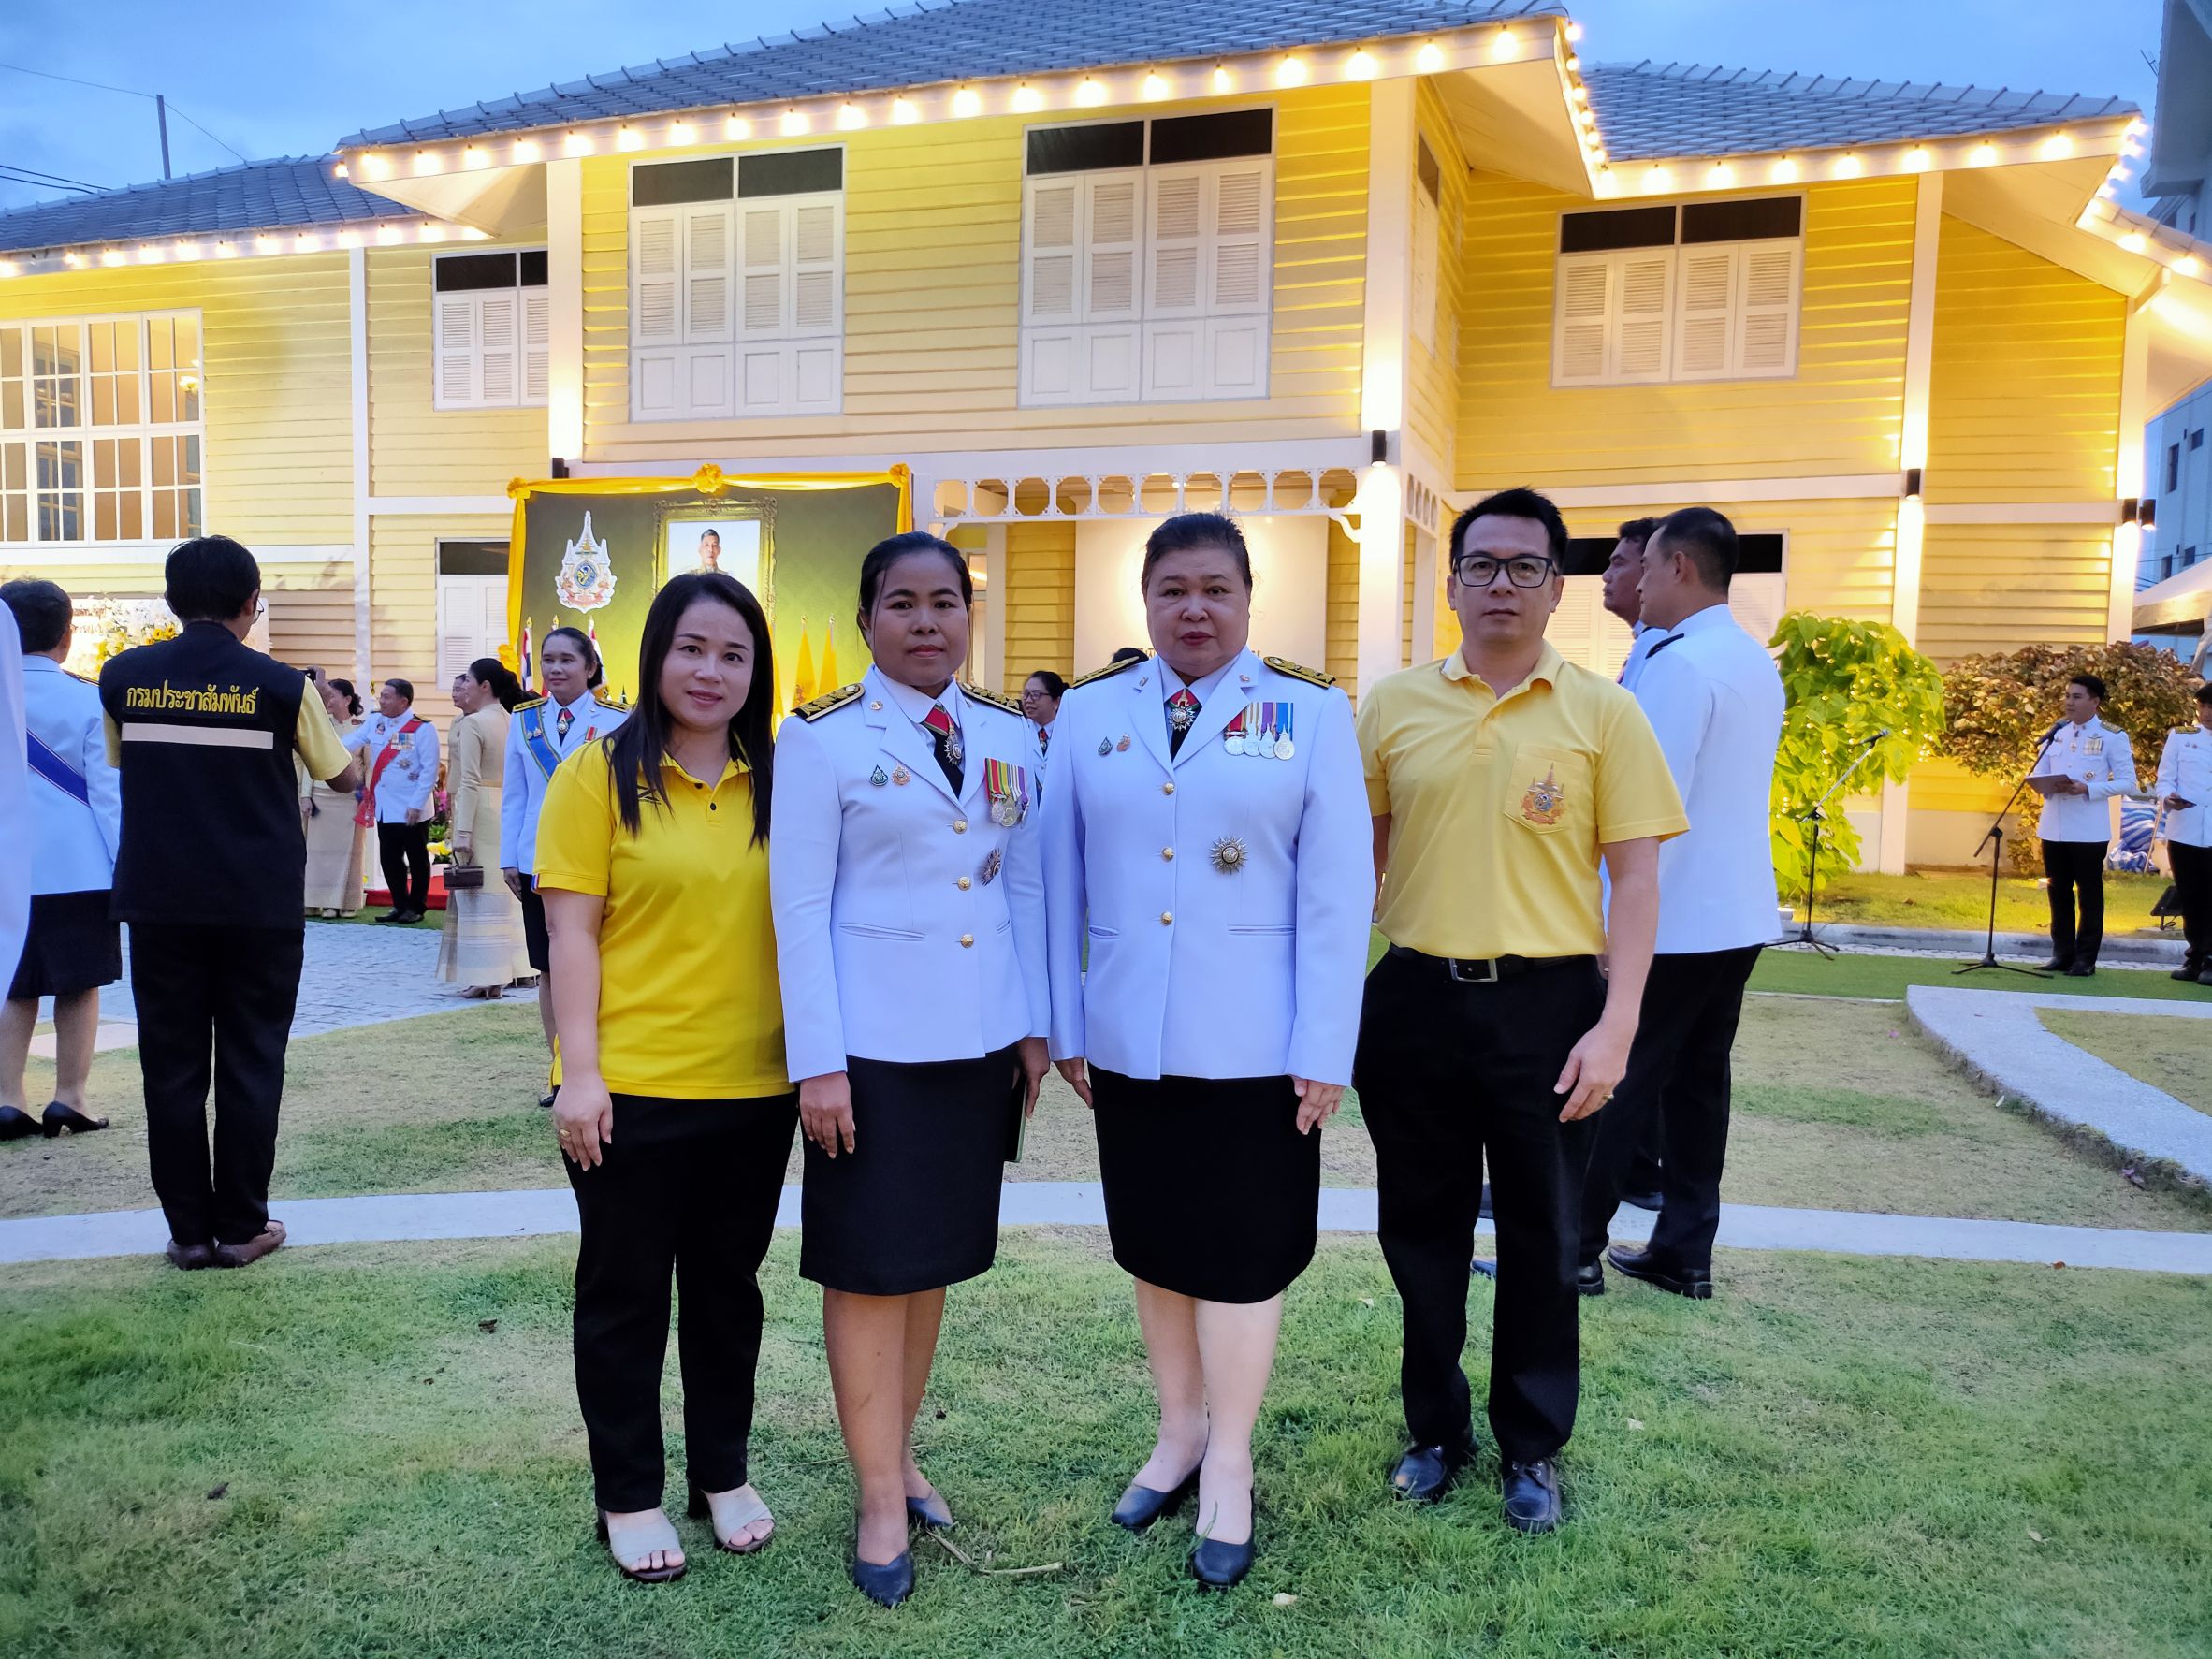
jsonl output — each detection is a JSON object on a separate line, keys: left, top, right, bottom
{"left": 1387, "top": 944, "right": 1596, "bottom": 984}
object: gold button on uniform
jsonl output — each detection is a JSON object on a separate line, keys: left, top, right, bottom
{"left": 957, "top": 876, "right": 972, "bottom": 890}
{"left": 1159, "top": 910, "right": 1173, "bottom": 925}
{"left": 953, "top": 819, "right": 968, "bottom": 833}
{"left": 960, "top": 933, "right": 975, "bottom": 948}
{"left": 1161, "top": 782, "right": 1175, "bottom": 795}
{"left": 1161, "top": 847, "right": 1175, "bottom": 861}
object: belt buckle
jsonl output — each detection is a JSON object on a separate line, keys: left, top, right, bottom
{"left": 1448, "top": 956, "right": 1500, "bottom": 983}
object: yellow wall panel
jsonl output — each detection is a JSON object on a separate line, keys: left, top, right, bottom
{"left": 1925, "top": 216, "right": 2123, "bottom": 503}
{"left": 1916, "top": 521, "right": 2113, "bottom": 663}
{"left": 580, "top": 85, "right": 1368, "bottom": 464}
{"left": 1908, "top": 754, "right": 2008, "bottom": 814}
{"left": 366, "top": 247, "right": 546, "bottom": 497}
{"left": 369, "top": 512, "right": 511, "bottom": 726}
{"left": 1406, "top": 79, "right": 1468, "bottom": 477}
{"left": 1455, "top": 177, "right": 1916, "bottom": 490}
{"left": 0, "top": 256, "right": 356, "bottom": 549}
{"left": 1002, "top": 520, "right": 1075, "bottom": 683}
{"left": 1326, "top": 517, "right": 1359, "bottom": 688}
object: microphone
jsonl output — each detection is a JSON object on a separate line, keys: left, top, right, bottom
{"left": 1861, "top": 728, "right": 1891, "bottom": 746}
{"left": 2038, "top": 719, "right": 2066, "bottom": 747}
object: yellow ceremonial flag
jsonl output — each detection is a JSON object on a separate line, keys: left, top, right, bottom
{"left": 817, "top": 620, "right": 839, "bottom": 694}
{"left": 792, "top": 619, "right": 817, "bottom": 706}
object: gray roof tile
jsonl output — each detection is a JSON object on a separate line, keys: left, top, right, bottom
{"left": 338, "top": 0, "right": 1563, "bottom": 146}
{"left": 0, "top": 156, "right": 404, "bottom": 255}
{"left": 1585, "top": 62, "right": 2137, "bottom": 162}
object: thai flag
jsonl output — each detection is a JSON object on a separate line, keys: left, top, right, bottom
{"left": 520, "top": 617, "right": 534, "bottom": 691}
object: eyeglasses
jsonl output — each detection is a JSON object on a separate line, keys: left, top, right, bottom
{"left": 1452, "top": 554, "right": 1556, "bottom": 589}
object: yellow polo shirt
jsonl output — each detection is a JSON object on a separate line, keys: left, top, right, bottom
{"left": 1357, "top": 642, "right": 1687, "bottom": 960}
{"left": 534, "top": 743, "right": 788, "bottom": 1099}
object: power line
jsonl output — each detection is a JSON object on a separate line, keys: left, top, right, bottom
{"left": 0, "top": 60, "right": 252, "bottom": 164}
{"left": 0, "top": 160, "right": 110, "bottom": 190}
{"left": 0, "top": 164, "right": 108, "bottom": 196}
{"left": 160, "top": 103, "right": 249, "bottom": 164}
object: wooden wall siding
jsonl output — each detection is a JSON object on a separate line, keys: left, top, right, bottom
{"left": 1916, "top": 521, "right": 2113, "bottom": 664}
{"left": 1001, "top": 520, "right": 1075, "bottom": 684}
{"left": 369, "top": 512, "right": 510, "bottom": 728}
{"left": 267, "top": 574, "right": 358, "bottom": 678}
{"left": 0, "top": 256, "right": 357, "bottom": 548}
{"left": 1925, "top": 217, "right": 2124, "bottom": 505}
{"left": 578, "top": 84, "right": 1368, "bottom": 463}
{"left": 366, "top": 248, "right": 546, "bottom": 496}
{"left": 1325, "top": 517, "right": 1359, "bottom": 688}
{"left": 1454, "top": 176, "right": 1916, "bottom": 490}
{"left": 1407, "top": 78, "right": 1468, "bottom": 474}
{"left": 1907, "top": 754, "right": 2008, "bottom": 814}
{"left": 0, "top": 558, "right": 162, "bottom": 591}
{"left": 1400, "top": 520, "right": 1418, "bottom": 667}
{"left": 1564, "top": 496, "right": 1902, "bottom": 622}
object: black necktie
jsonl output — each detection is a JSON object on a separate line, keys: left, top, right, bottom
{"left": 1167, "top": 688, "right": 1201, "bottom": 758}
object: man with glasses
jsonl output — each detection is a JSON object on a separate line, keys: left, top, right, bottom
{"left": 1353, "top": 488, "right": 1684, "bottom": 1534}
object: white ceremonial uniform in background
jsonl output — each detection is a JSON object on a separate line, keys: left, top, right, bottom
{"left": 0, "top": 622, "right": 28, "bottom": 990}
{"left": 21, "top": 656, "right": 122, "bottom": 896}
{"left": 2156, "top": 725, "right": 2212, "bottom": 850}
{"left": 344, "top": 706, "right": 440, "bottom": 822}
{"left": 771, "top": 666, "right": 1050, "bottom": 1083}
{"left": 498, "top": 690, "right": 627, "bottom": 873}
{"left": 1617, "top": 620, "right": 1661, "bottom": 692}
{"left": 2038, "top": 714, "right": 2136, "bottom": 842}
{"left": 1633, "top": 604, "right": 1786, "bottom": 952}
{"left": 1039, "top": 647, "right": 1373, "bottom": 1084}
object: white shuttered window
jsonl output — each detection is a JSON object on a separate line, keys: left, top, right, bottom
{"left": 433, "top": 251, "right": 549, "bottom": 411}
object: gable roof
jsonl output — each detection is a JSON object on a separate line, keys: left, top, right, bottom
{"left": 1585, "top": 62, "right": 2137, "bottom": 163}
{"left": 338, "top": 0, "right": 1563, "bottom": 147}
{"left": 0, "top": 156, "right": 401, "bottom": 255}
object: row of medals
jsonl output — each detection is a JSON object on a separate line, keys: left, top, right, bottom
{"left": 1136, "top": 700, "right": 1296, "bottom": 761}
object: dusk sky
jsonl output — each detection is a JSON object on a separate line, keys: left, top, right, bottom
{"left": 0, "top": 0, "right": 2168, "bottom": 211}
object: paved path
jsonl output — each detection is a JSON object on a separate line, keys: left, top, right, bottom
{"left": 1907, "top": 986, "right": 2212, "bottom": 1184}
{"left": 7, "top": 1182, "right": 2209, "bottom": 1274}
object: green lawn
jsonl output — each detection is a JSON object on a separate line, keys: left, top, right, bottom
{"left": 309, "top": 907, "right": 445, "bottom": 932}
{"left": 1748, "top": 949, "right": 2206, "bottom": 1005}
{"left": 2038, "top": 1010, "right": 2212, "bottom": 1116}
{"left": 1800, "top": 869, "right": 2171, "bottom": 937}
{"left": 2, "top": 1236, "right": 2207, "bottom": 1659}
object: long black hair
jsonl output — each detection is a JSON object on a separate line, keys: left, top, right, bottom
{"left": 601, "top": 572, "right": 776, "bottom": 844}
{"left": 466, "top": 656, "right": 526, "bottom": 712}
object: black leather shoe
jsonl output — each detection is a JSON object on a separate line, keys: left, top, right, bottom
{"left": 905, "top": 1489, "right": 953, "bottom": 1531}
{"left": 2065, "top": 961, "right": 2095, "bottom": 977}
{"left": 2037, "top": 957, "right": 2070, "bottom": 972}
{"left": 1620, "top": 1188, "right": 1665, "bottom": 1213}
{"left": 42, "top": 1101, "right": 108, "bottom": 1136}
{"left": 1389, "top": 1441, "right": 1470, "bottom": 1503}
{"left": 1574, "top": 1259, "right": 1606, "bottom": 1297}
{"left": 538, "top": 1089, "right": 559, "bottom": 1110}
{"left": 0, "top": 1105, "right": 38, "bottom": 1140}
{"left": 1501, "top": 1459, "right": 1562, "bottom": 1534}
{"left": 2174, "top": 958, "right": 2205, "bottom": 982}
{"left": 851, "top": 1546, "right": 915, "bottom": 1608}
{"left": 165, "top": 1239, "right": 215, "bottom": 1271}
{"left": 1190, "top": 1534, "right": 1255, "bottom": 1589}
{"left": 2200, "top": 965, "right": 2212, "bottom": 987}
{"left": 1110, "top": 1465, "right": 1199, "bottom": 1531}
{"left": 1606, "top": 1244, "right": 1712, "bottom": 1299}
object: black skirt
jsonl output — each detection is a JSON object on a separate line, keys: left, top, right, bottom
{"left": 519, "top": 881, "right": 550, "bottom": 973}
{"left": 8, "top": 890, "right": 123, "bottom": 1000}
{"left": 800, "top": 1046, "right": 1022, "bottom": 1296}
{"left": 1090, "top": 1068, "right": 1320, "bottom": 1303}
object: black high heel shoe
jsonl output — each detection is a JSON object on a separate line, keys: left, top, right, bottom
{"left": 1111, "top": 1463, "right": 1201, "bottom": 1531}
{"left": 905, "top": 1489, "right": 953, "bottom": 1531}
{"left": 851, "top": 1538, "right": 915, "bottom": 1608}
{"left": 42, "top": 1101, "right": 108, "bottom": 1137}
{"left": 1189, "top": 1530, "right": 1256, "bottom": 1589}
{"left": 0, "top": 1106, "right": 38, "bottom": 1141}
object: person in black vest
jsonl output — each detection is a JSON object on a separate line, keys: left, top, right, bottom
{"left": 98, "top": 536, "right": 359, "bottom": 1270}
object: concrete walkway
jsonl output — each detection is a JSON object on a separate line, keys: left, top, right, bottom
{"left": 7, "top": 1182, "right": 2209, "bottom": 1274}
{"left": 1907, "top": 986, "right": 2212, "bottom": 1184}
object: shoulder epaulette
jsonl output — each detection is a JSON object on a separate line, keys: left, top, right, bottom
{"left": 795, "top": 682, "right": 863, "bottom": 721}
{"left": 962, "top": 681, "right": 1022, "bottom": 716}
{"left": 1263, "top": 655, "right": 1335, "bottom": 689}
{"left": 1070, "top": 653, "right": 1146, "bottom": 690}
{"left": 515, "top": 695, "right": 547, "bottom": 711}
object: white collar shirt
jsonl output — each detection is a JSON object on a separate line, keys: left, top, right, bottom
{"left": 2039, "top": 714, "right": 2137, "bottom": 844}
{"left": 2156, "top": 724, "right": 2212, "bottom": 849}
{"left": 1617, "top": 619, "right": 1662, "bottom": 691}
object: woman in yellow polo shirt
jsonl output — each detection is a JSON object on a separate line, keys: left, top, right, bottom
{"left": 537, "top": 570, "right": 789, "bottom": 1585}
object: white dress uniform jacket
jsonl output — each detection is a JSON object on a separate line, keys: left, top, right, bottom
{"left": 2156, "top": 724, "right": 2212, "bottom": 849}
{"left": 21, "top": 656, "right": 122, "bottom": 895}
{"left": 1040, "top": 647, "right": 1373, "bottom": 1084}
{"left": 343, "top": 706, "right": 440, "bottom": 823}
{"left": 1617, "top": 621, "right": 1661, "bottom": 692}
{"left": 2037, "top": 715, "right": 2137, "bottom": 843}
{"left": 0, "top": 623, "right": 28, "bottom": 991}
{"left": 498, "top": 691, "right": 628, "bottom": 872}
{"left": 771, "top": 667, "right": 1050, "bottom": 1083}
{"left": 1634, "top": 604, "right": 1786, "bottom": 953}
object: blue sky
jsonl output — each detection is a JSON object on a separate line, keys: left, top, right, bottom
{"left": 0, "top": 0, "right": 2167, "bottom": 211}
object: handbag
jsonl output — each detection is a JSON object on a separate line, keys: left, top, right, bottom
{"left": 443, "top": 863, "right": 486, "bottom": 891}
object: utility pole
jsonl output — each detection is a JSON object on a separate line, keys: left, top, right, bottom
{"left": 155, "top": 94, "right": 171, "bottom": 179}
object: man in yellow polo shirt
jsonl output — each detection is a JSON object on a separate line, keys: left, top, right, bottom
{"left": 1354, "top": 487, "right": 1685, "bottom": 1535}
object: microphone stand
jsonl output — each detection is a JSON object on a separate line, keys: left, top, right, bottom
{"left": 1955, "top": 728, "right": 2063, "bottom": 979}
{"left": 1774, "top": 735, "right": 1884, "bottom": 955}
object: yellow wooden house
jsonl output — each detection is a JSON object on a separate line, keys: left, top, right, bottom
{"left": 5, "top": 0, "right": 2211, "bottom": 866}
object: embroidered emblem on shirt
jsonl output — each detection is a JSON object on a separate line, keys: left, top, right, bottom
{"left": 1521, "top": 764, "right": 1565, "bottom": 826}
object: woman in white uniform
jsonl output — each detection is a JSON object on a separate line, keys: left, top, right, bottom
{"left": 770, "top": 531, "right": 1050, "bottom": 1608}
{"left": 1039, "top": 512, "right": 1372, "bottom": 1587}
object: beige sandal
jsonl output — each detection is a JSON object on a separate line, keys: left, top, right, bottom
{"left": 689, "top": 1483, "right": 775, "bottom": 1553}
{"left": 596, "top": 1508, "right": 686, "bottom": 1582}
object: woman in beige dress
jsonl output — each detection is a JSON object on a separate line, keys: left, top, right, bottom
{"left": 439, "top": 658, "right": 531, "bottom": 997}
{"left": 302, "top": 676, "right": 368, "bottom": 917}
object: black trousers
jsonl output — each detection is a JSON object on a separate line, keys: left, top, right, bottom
{"left": 567, "top": 1093, "right": 797, "bottom": 1513}
{"left": 1579, "top": 945, "right": 1762, "bottom": 1273}
{"left": 2042, "top": 839, "right": 2108, "bottom": 967}
{"left": 376, "top": 821, "right": 431, "bottom": 912}
{"left": 1355, "top": 949, "right": 1604, "bottom": 1464}
{"left": 2171, "top": 842, "right": 2212, "bottom": 963}
{"left": 131, "top": 921, "right": 303, "bottom": 1247}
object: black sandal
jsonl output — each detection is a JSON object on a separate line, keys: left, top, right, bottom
{"left": 42, "top": 1102, "right": 107, "bottom": 1137}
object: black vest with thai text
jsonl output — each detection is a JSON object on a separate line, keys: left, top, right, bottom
{"left": 98, "top": 621, "right": 311, "bottom": 929}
